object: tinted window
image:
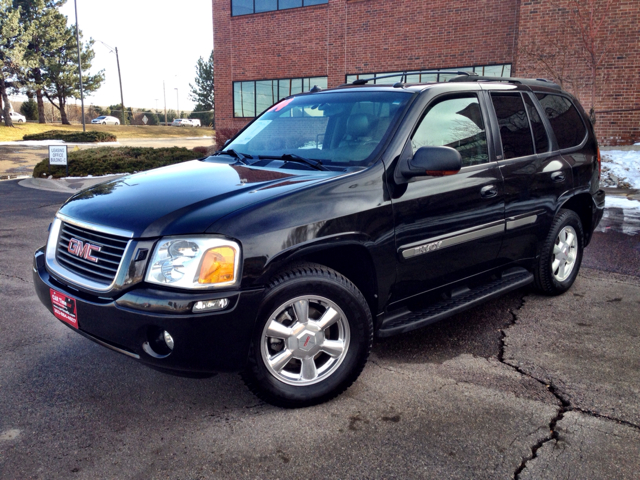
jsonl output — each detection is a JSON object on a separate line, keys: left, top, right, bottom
{"left": 523, "top": 94, "right": 549, "bottom": 153}
{"left": 231, "top": 0, "right": 253, "bottom": 16}
{"left": 536, "top": 94, "right": 587, "bottom": 150}
{"left": 491, "top": 93, "right": 535, "bottom": 159}
{"left": 412, "top": 96, "right": 489, "bottom": 167}
{"left": 255, "top": 0, "right": 277, "bottom": 12}
{"left": 279, "top": 0, "right": 302, "bottom": 9}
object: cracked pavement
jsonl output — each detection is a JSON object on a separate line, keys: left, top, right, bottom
{"left": 1, "top": 179, "right": 639, "bottom": 479}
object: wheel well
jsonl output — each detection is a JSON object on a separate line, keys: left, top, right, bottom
{"left": 560, "top": 193, "right": 593, "bottom": 244}
{"left": 297, "top": 246, "right": 379, "bottom": 315}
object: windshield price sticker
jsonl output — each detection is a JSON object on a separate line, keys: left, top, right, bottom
{"left": 49, "top": 145, "right": 68, "bottom": 166}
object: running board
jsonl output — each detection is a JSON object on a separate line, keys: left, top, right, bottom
{"left": 378, "top": 268, "right": 533, "bottom": 337}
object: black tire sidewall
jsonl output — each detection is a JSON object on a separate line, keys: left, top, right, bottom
{"left": 536, "top": 209, "right": 584, "bottom": 295}
{"left": 245, "top": 267, "right": 372, "bottom": 407}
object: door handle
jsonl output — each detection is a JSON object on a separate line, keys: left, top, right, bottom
{"left": 551, "top": 172, "right": 565, "bottom": 183}
{"left": 480, "top": 185, "right": 498, "bottom": 198}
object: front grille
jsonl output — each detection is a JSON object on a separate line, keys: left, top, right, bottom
{"left": 56, "top": 222, "right": 129, "bottom": 285}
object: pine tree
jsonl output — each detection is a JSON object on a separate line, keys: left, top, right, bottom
{"left": 0, "top": 0, "right": 29, "bottom": 127}
{"left": 14, "top": 0, "right": 68, "bottom": 123}
{"left": 189, "top": 51, "right": 214, "bottom": 126}
{"left": 41, "top": 24, "right": 104, "bottom": 124}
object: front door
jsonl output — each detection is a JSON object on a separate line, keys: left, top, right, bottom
{"left": 391, "top": 93, "right": 505, "bottom": 303}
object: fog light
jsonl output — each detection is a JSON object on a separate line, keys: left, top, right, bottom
{"left": 163, "top": 331, "right": 174, "bottom": 351}
{"left": 193, "top": 298, "right": 229, "bottom": 313}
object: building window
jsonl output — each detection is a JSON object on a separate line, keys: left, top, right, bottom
{"left": 232, "top": 0, "right": 327, "bottom": 16}
{"left": 234, "top": 76, "right": 328, "bottom": 117}
{"left": 345, "top": 64, "right": 512, "bottom": 84}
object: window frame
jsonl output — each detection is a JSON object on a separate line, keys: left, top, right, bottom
{"left": 233, "top": 76, "right": 328, "bottom": 118}
{"left": 231, "top": 0, "right": 328, "bottom": 17}
{"left": 533, "top": 92, "right": 589, "bottom": 153}
{"left": 409, "top": 91, "right": 494, "bottom": 169}
{"left": 488, "top": 91, "right": 538, "bottom": 161}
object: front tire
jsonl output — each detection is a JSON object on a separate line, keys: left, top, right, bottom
{"left": 241, "top": 263, "right": 373, "bottom": 408}
{"left": 534, "top": 209, "right": 584, "bottom": 295}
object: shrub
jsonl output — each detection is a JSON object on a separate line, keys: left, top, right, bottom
{"left": 213, "top": 127, "right": 240, "bottom": 151}
{"left": 23, "top": 130, "right": 117, "bottom": 143}
{"left": 32, "top": 146, "right": 201, "bottom": 178}
{"left": 20, "top": 99, "right": 38, "bottom": 121}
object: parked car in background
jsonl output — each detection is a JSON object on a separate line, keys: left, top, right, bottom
{"left": 0, "top": 111, "right": 26, "bottom": 123}
{"left": 91, "top": 116, "right": 120, "bottom": 125}
{"left": 189, "top": 119, "right": 201, "bottom": 127}
{"left": 172, "top": 118, "right": 199, "bottom": 127}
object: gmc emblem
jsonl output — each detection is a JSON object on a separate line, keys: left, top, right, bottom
{"left": 67, "top": 238, "right": 101, "bottom": 263}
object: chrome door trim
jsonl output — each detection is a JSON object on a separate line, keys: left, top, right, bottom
{"left": 505, "top": 210, "right": 544, "bottom": 231}
{"left": 400, "top": 220, "right": 505, "bottom": 259}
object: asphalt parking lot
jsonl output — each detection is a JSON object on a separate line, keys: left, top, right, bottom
{"left": 0, "top": 179, "right": 639, "bottom": 479}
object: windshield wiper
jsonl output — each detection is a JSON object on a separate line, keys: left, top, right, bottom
{"left": 260, "top": 153, "right": 328, "bottom": 171}
{"left": 212, "top": 149, "right": 251, "bottom": 165}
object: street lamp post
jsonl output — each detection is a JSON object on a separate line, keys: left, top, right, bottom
{"left": 174, "top": 88, "right": 179, "bottom": 119}
{"left": 73, "top": 0, "right": 86, "bottom": 131}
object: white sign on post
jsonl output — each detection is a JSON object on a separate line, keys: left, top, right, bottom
{"left": 49, "top": 145, "right": 68, "bottom": 166}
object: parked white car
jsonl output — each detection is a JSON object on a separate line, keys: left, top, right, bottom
{"left": 0, "top": 111, "right": 26, "bottom": 123}
{"left": 172, "top": 118, "right": 199, "bottom": 127}
{"left": 91, "top": 115, "right": 120, "bottom": 125}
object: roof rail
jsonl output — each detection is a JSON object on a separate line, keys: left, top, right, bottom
{"left": 351, "top": 70, "right": 477, "bottom": 85}
{"left": 448, "top": 75, "right": 562, "bottom": 90}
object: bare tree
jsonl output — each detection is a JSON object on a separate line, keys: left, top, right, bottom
{"left": 518, "top": 0, "right": 614, "bottom": 124}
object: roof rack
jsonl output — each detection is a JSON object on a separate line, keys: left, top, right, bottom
{"left": 350, "top": 70, "right": 477, "bottom": 85}
{"left": 448, "top": 75, "right": 562, "bottom": 90}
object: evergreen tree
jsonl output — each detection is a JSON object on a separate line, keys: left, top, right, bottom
{"left": 189, "top": 51, "right": 214, "bottom": 126}
{"left": 41, "top": 24, "right": 104, "bottom": 124}
{"left": 0, "top": 0, "right": 29, "bottom": 127}
{"left": 14, "top": 0, "right": 67, "bottom": 123}
{"left": 20, "top": 97, "right": 38, "bottom": 120}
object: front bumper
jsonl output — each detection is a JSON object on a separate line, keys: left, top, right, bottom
{"left": 33, "top": 247, "right": 264, "bottom": 374}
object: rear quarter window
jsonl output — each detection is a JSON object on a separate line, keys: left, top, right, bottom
{"left": 536, "top": 94, "right": 587, "bottom": 150}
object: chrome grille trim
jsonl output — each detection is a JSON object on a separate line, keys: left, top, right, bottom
{"left": 45, "top": 217, "right": 134, "bottom": 292}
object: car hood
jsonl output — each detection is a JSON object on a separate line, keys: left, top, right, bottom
{"left": 58, "top": 159, "right": 342, "bottom": 238}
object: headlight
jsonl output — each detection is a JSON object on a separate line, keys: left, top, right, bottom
{"left": 145, "top": 237, "right": 240, "bottom": 289}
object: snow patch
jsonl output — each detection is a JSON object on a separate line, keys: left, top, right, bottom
{"left": 605, "top": 196, "right": 640, "bottom": 211}
{"left": 600, "top": 150, "right": 640, "bottom": 189}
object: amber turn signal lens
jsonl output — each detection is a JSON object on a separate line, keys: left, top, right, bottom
{"left": 198, "top": 246, "right": 236, "bottom": 284}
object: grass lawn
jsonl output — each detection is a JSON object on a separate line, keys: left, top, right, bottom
{"left": 0, "top": 122, "right": 213, "bottom": 142}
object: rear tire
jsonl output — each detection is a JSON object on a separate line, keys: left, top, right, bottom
{"left": 241, "top": 263, "right": 373, "bottom": 408}
{"left": 534, "top": 209, "right": 584, "bottom": 295}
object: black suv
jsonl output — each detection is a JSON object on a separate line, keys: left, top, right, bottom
{"left": 34, "top": 73, "right": 605, "bottom": 407}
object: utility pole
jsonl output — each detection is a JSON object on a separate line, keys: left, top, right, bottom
{"left": 163, "top": 81, "right": 167, "bottom": 125}
{"left": 74, "top": 0, "right": 86, "bottom": 132}
{"left": 115, "top": 47, "right": 125, "bottom": 125}
{"left": 174, "top": 87, "right": 179, "bottom": 119}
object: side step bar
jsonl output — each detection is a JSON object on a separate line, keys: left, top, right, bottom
{"left": 378, "top": 267, "right": 533, "bottom": 338}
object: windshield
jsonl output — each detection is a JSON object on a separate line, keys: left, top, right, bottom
{"left": 224, "top": 91, "right": 412, "bottom": 167}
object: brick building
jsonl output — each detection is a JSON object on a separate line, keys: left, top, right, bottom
{"left": 213, "top": 0, "right": 639, "bottom": 145}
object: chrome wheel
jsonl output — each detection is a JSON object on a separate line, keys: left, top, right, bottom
{"left": 261, "top": 295, "right": 350, "bottom": 386}
{"left": 552, "top": 225, "right": 577, "bottom": 282}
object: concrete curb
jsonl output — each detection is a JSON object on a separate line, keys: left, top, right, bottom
{"left": 19, "top": 174, "right": 127, "bottom": 193}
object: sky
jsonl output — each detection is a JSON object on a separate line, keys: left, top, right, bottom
{"left": 47, "top": 0, "right": 213, "bottom": 112}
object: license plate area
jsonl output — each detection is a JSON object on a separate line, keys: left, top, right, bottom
{"left": 50, "top": 288, "right": 79, "bottom": 329}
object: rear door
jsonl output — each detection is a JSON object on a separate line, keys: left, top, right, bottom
{"left": 391, "top": 91, "right": 505, "bottom": 302}
{"left": 482, "top": 86, "right": 574, "bottom": 262}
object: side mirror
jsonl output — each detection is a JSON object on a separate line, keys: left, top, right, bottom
{"left": 401, "top": 146, "right": 462, "bottom": 179}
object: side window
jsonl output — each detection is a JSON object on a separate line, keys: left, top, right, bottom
{"left": 523, "top": 94, "right": 549, "bottom": 153}
{"left": 412, "top": 96, "right": 489, "bottom": 167}
{"left": 536, "top": 94, "right": 587, "bottom": 150}
{"left": 490, "top": 93, "right": 535, "bottom": 159}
